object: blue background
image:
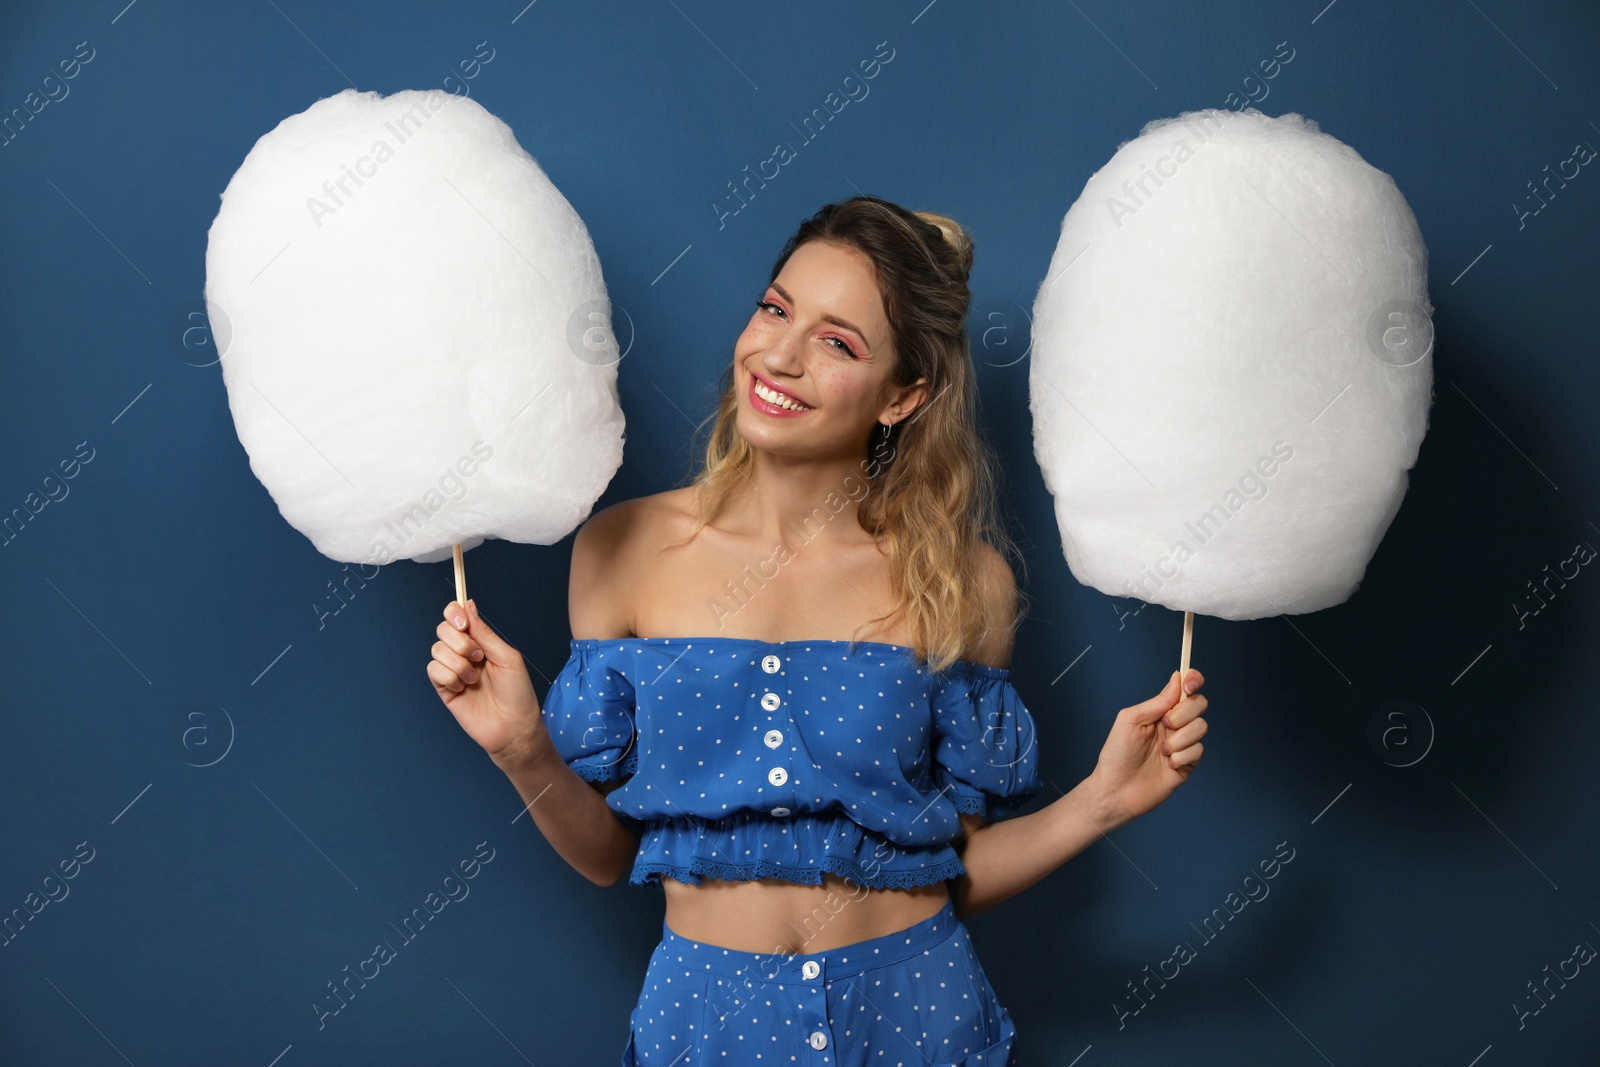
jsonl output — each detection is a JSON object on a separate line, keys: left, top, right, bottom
{"left": 2, "top": 0, "right": 1597, "bottom": 1063}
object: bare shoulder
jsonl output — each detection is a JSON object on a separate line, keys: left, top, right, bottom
{"left": 637, "top": 485, "right": 702, "bottom": 541}
{"left": 568, "top": 487, "right": 699, "bottom": 640}
{"left": 965, "top": 540, "right": 1019, "bottom": 670}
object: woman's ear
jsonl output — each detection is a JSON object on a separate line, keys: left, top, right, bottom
{"left": 883, "top": 376, "right": 930, "bottom": 423}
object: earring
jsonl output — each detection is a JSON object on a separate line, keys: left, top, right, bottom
{"left": 881, "top": 422, "right": 893, "bottom": 441}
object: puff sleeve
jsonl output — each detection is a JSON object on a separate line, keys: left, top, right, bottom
{"left": 539, "top": 641, "right": 638, "bottom": 783}
{"left": 930, "top": 664, "right": 1043, "bottom": 818}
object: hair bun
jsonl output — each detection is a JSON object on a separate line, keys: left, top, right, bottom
{"left": 913, "top": 210, "right": 974, "bottom": 285}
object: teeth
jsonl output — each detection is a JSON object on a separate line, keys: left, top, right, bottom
{"left": 754, "top": 379, "right": 811, "bottom": 411}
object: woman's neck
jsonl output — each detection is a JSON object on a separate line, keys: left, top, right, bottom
{"left": 722, "top": 450, "right": 877, "bottom": 550}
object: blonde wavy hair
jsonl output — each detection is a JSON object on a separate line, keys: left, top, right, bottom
{"left": 675, "top": 197, "right": 1028, "bottom": 673}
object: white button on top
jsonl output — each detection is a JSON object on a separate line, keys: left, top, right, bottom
{"left": 761, "top": 654, "right": 781, "bottom": 674}
{"left": 801, "top": 960, "right": 820, "bottom": 979}
{"left": 808, "top": 1031, "right": 828, "bottom": 1050}
{"left": 770, "top": 806, "right": 791, "bottom": 816}
{"left": 760, "top": 692, "right": 781, "bottom": 712}
{"left": 764, "top": 729, "right": 784, "bottom": 749}
{"left": 767, "top": 766, "right": 788, "bottom": 787}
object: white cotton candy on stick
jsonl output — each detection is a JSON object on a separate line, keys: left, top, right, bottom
{"left": 1030, "top": 108, "right": 1433, "bottom": 624}
{"left": 205, "top": 87, "right": 624, "bottom": 571}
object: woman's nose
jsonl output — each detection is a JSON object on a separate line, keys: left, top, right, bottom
{"left": 761, "top": 331, "right": 806, "bottom": 373}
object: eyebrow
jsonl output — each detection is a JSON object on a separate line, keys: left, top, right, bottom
{"left": 769, "top": 282, "right": 872, "bottom": 353}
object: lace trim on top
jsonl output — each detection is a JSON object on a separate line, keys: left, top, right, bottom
{"left": 626, "top": 808, "right": 969, "bottom": 890}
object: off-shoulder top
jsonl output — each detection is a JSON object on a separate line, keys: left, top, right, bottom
{"left": 538, "top": 636, "right": 1044, "bottom": 890}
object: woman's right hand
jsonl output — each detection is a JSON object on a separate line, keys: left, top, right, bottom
{"left": 428, "top": 598, "right": 545, "bottom": 764}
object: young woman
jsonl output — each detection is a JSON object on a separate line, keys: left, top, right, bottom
{"left": 427, "top": 196, "right": 1209, "bottom": 1065}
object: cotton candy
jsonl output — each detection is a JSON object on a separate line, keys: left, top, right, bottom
{"left": 205, "top": 87, "right": 624, "bottom": 566}
{"left": 1029, "top": 108, "right": 1433, "bottom": 619}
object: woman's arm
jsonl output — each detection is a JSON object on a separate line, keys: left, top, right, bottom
{"left": 948, "top": 778, "right": 1125, "bottom": 919}
{"left": 431, "top": 595, "right": 641, "bottom": 888}
{"left": 493, "top": 736, "right": 640, "bottom": 888}
{"left": 945, "top": 545, "right": 1206, "bottom": 919}
{"left": 494, "top": 502, "right": 644, "bottom": 888}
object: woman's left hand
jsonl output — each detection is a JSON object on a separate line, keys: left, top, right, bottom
{"left": 1089, "top": 669, "right": 1208, "bottom": 828}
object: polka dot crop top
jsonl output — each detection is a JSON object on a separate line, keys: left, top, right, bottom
{"left": 538, "top": 636, "right": 1044, "bottom": 890}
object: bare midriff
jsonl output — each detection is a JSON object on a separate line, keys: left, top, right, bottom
{"left": 661, "top": 872, "right": 951, "bottom": 954}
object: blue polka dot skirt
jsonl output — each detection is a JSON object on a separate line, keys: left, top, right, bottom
{"left": 621, "top": 899, "right": 1016, "bottom": 1065}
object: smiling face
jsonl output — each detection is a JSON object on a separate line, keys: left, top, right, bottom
{"left": 734, "top": 239, "right": 925, "bottom": 457}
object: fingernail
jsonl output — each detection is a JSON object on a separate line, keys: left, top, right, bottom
{"left": 465, "top": 670, "right": 479, "bottom": 684}
{"left": 453, "top": 614, "right": 467, "bottom": 630}
{"left": 470, "top": 649, "right": 484, "bottom": 661}
{"left": 1183, "top": 676, "right": 1198, "bottom": 695}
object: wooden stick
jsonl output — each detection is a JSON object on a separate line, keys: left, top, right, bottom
{"left": 452, "top": 542, "right": 467, "bottom": 609}
{"left": 1179, "top": 610, "right": 1193, "bottom": 693}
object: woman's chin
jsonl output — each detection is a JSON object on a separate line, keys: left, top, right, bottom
{"left": 737, "top": 420, "right": 798, "bottom": 454}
